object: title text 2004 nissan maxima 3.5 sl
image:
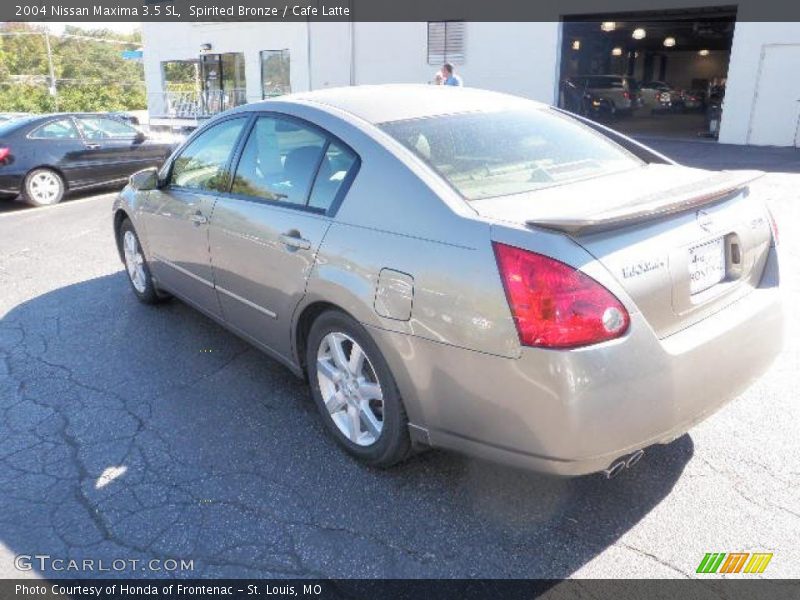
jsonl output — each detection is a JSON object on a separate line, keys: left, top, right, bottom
{"left": 112, "top": 85, "right": 783, "bottom": 477}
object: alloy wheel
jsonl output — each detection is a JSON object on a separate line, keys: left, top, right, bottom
{"left": 316, "top": 332, "right": 384, "bottom": 446}
{"left": 28, "top": 171, "right": 61, "bottom": 204}
{"left": 122, "top": 230, "right": 147, "bottom": 294}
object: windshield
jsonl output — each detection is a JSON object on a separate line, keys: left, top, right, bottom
{"left": 380, "top": 108, "right": 643, "bottom": 201}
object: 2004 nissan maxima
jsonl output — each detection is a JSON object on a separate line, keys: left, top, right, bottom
{"left": 112, "top": 85, "right": 783, "bottom": 477}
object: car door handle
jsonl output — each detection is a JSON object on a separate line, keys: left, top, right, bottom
{"left": 85, "top": 144, "right": 101, "bottom": 150}
{"left": 280, "top": 232, "right": 311, "bottom": 250}
{"left": 190, "top": 211, "right": 208, "bottom": 226}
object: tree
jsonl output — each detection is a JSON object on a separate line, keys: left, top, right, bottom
{"left": 0, "top": 23, "right": 146, "bottom": 113}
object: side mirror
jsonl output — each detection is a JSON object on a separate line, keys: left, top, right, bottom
{"left": 133, "top": 131, "right": 147, "bottom": 144}
{"left": 129, "top": 167, "right": 159, "bottom": 191}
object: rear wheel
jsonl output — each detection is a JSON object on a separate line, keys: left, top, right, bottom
{"left": 306, "top": 310, "right": 411, "bottom": 467}
{"left": 22, "top": 168, "right": 65, "bottom": 206}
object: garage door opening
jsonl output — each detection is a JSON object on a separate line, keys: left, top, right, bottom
{"left": 559, "top": 9, "right": 736, "bottom": 142}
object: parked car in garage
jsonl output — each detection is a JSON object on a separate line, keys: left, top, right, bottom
{"left": 639, "top": 81, "right": 682, "bottom": 113}
{"left": 565, "top": 75, "right": 641, "bottom": 115}
{"left": 112, "top": 85, "right": 782, "bottom": 477}
{"left": 680, "top": 90, "right": 704, "bottom": 111}
{"left": 560, "top": 78, "right": 616, "bottom": 120}
{"left": 0, "top": 113, "right": 176, "bottom": 206}
{"left": 641, "top": 82, "right": 705, "bottom": 114}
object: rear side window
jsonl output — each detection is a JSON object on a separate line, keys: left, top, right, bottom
{"left": 30, "top": 119, "right": 79, "bottom": 140}
{"left": 231, "top": 116, "right": 326, "bottom": 205}
{"left": 308, "top": 142, "right": 358, "bottom": 211}
{"left": 381, "top": 108, "right": 643, "bottom": 201}
{"left": 586, "top": 77, "right": 624, "bottom": 89}
{"left": 230, "top": 116, "right": 359, "bottom": 212}
{"left": 76, "top": 116, "right": 138, "bottom": 140}
{"left": 170, "top": 118, "right": 246, "bottom": 191}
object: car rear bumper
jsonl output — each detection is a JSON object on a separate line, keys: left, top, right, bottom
{"left": 374, "top": 248, "right": 783, "bottom": 476}
{"left": 0, "top": 172, "right": 23, "bottom": 195}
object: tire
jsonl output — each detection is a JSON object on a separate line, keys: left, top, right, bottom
{"left": 22, "top": 168, "right": 65, "bottom": 206}
{"left": 306, "top": 310, "right": 412, "bottom": 467}
{"left": 119, "top": 218, "right": 162, "bottom": 304}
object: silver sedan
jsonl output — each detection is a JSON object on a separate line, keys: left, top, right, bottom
{"left": 112, "top": 85, "right": 783, "bottom": 477}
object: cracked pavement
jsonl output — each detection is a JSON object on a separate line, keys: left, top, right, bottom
{"left": 0, "top": 154, "right": 798, "bottom": 579}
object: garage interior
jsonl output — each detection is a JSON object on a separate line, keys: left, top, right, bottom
{"left": 560, "top": 8, "right": 736, "bottom": 142}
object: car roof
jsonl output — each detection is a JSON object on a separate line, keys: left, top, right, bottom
{"left": 0, "top": 112, "right": 135, "bottom": 135}
{"left": 13, "top": 112, "right": 129, "bottom": 122}
{"left": 244, "top": 84, "right": 545, "bottom": 124}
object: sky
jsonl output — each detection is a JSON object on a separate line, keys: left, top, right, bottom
{"left": 46, "top": 22, "right": 141, "bottom": 35}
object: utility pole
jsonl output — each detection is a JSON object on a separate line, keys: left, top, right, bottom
{"left": 43, "top": 28, "right": 59, "bottom": 111}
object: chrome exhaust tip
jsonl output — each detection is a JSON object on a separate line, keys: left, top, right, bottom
{"left": 626, "top": 449, "right": 645, "bottom": 469}
{"left": 602, "top": 449, "right": 645, "bottom": 479}
{"left": 603, "top": 460, "right": 626, "bottom": 479}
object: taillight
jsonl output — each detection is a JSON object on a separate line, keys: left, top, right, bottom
{"left": 0, "top": 147, "right": 10, "bottom": 162}
{"left": 492, "top": 242, "right": 630, "bottom": 349}
{"left": 766, "top": 207, "right": 779, "bottom": 245}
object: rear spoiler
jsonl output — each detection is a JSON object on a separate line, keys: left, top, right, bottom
{"left": 526, "top": 170, "right": 764, "bottom": 235}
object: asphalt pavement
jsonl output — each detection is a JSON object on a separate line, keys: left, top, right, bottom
{"left": 0, "top": 143, "right": 798, "bottom": 578}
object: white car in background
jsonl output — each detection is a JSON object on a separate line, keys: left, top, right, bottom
{"left": 569, "top": 75, "right": 641, "bottom": 115}
{"left": 640, "top": 81, "right": 677, "bottom": 112}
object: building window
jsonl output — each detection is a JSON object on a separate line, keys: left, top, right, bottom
{"left": 162, "top": 60, "right": 199, "bottom": 93}
{"left": 427, "top": 21, "right": 465, "bottom": 65}
{"left": 261, "top": 49, "right": 291, "bottom": 98}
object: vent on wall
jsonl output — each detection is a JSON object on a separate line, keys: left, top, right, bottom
{"left": 427, "top": 21, "right": 465, "bottom": 65}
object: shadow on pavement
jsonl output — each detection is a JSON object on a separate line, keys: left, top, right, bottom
{"left": 0, "top": 273, "right": 693, "bottom": 578}
{"left": 0, "top": 187, "right": 121, "bottom": 215}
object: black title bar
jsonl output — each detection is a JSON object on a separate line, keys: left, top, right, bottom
{"left": 5, "top": 0, "right": 800, "bottom": 22}
{"left": 5, "top": 579, "right": 800, "bottom": 600}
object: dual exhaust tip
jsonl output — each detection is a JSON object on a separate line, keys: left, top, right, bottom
{"left": 602, "top": 449, "right": 645, "bottom": 479}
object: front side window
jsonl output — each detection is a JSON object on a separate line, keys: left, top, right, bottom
{"left": 231, "top": 116, "right": 327, "bottom": 206}
{"left": 76, "top": 117, "right": 138, "bottom": 140}
{"left": 381, "top": 108, "right": 643, "bottom": 201}
{"left": 170, "top": 118, "right": 246, "bottom": 191}
{"left": 30, "top": 119, "right": 79, "bottom": 140}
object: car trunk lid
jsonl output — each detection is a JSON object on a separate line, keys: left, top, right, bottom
{"left": 474, "top": 164, "right": 773, "bottom": 338}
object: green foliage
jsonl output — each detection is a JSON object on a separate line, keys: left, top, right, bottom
{"left": 163, "top": 61, "right": 197, "bottom": 85}
{"left": 261, "top": 50, "right": 291, "bottom": 96}
{"left": 0, "top": 23, "right": 146, "bottom": 113}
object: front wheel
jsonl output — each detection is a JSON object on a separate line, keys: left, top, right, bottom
{"left": 119, "top": 218, "right": 162, "bottom": 304}
{"left": 22, "top": 168, "right": 65, "bottom": 206}
{"left": 306, "top": 310, "right": 412, "bottom": 467}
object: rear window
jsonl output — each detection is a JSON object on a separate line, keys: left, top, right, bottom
{"left": 30, "top": 119, "right": 80, "bottom": 140}
{"left": 586, "top": 77, "right": 624, "bottom": 89}
{"left": 0, "top": 119, "right": 31, "bottom": 136}
{"left": 380, "top": 108, "right": 643, "bottom": 201}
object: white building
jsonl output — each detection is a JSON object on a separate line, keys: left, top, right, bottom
{"left": 141, "top": 18, "right": 800, "bottom": 147}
